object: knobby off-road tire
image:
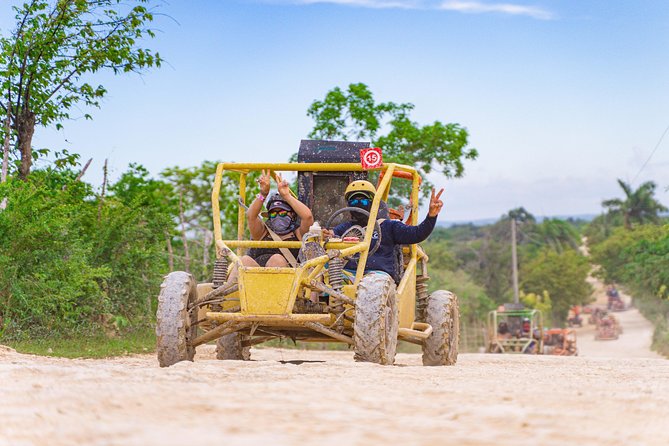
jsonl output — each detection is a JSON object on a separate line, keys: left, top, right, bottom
{"left": 216, "top": 333, "right": 251, "bottom": 360}
{"left": 353, "top": 274, "right": 399, "bottom": 365}
{"left": 156, "top": 271, "right": 198, "bottom": 367}
{"left": 422, "top": 290, "right": 460, "bottom": 366}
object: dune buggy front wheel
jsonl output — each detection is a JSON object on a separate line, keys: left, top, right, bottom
{"left": 156, "top": 271, "right": 198, "bottom": 367}
{"left": 353, "top": 274, "right": 399, "bottom": 365}
{"left": 422, "top": 290, "right": 460, "bottom": 366}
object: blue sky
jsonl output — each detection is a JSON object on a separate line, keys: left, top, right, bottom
{"left": 2, "top": 0, "right": 669, "bottom": 221}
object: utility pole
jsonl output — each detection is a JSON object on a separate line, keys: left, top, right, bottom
{"left": 511, "top": 217, "right": 519, "bottom": 304}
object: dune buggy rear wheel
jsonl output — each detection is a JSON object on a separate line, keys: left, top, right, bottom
{"left": 156, "top": 271, "right": 198, "bottom": 367}
{"left": 216, "top": 333, "right": 251, "bottom": 360}
{"left": 422, "top": 290, "right": 460, "bottom": 366}
{"left": 353, "top": 274, "right": 399, "bottom": 365}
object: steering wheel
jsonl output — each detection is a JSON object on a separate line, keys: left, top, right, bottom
{"left": 325, "top": 207, "right": 382, "bottom": 258}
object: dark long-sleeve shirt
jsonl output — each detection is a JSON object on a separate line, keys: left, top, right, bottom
{"left": 334, "top": 215, "right": 437, "bottom": 281}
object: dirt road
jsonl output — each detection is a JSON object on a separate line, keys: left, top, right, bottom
{"left": 1, "top": 338, "right": 668, "bottom": 446}
{"left": 2, "top": 269, "right": 667, "bottom": 446}
{"left": 576, "top": 275, "right": 663, "bottom": 359}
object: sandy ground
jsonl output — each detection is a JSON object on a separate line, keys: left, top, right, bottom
{"left": 1, "top": 276, "right": 667, "bottom": 445}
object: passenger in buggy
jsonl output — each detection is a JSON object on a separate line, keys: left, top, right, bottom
{"left": 227, "top": 170, "right": 314, "bottom": 284}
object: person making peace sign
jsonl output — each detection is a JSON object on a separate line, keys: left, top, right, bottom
{"left": 325, "top": 180, "right": 445, "bottom": 283}
{"left": 243, "top": 170, "right": 314, "bottom": 268}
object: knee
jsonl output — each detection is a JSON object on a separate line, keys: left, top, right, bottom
{"left": 266, "top": 254, "right": 288, "bottom": 267}
{"left": 241, "top": 255, "right": 259, "bottom": 267}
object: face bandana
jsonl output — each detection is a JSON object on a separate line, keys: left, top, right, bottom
{"left": 268, "top": 215, "right": 294, "bottom": 234}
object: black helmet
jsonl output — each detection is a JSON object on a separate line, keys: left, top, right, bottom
{"left": 266, "top": 193, "right": 292, "bottom": 212}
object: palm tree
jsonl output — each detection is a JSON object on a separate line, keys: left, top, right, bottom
{"left": 602, "top": 179, "right": 668, "bottom": 229}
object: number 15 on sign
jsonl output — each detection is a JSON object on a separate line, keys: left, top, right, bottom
{"left": 360, "top": 147, "right": 383, "bottom": 170}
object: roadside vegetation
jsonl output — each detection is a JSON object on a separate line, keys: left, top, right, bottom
{"left": 586, "top": 180, "right": 669, "bottom": 355}
{"left": 422, "top": 209, "right": 591, "bottom": 345}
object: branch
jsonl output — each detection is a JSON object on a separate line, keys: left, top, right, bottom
{"left": 9, "top": 1, "right": 39, "bottom": 115}
{"left": 75, "top": 157, "right": 92, "bottom": 182}
{"left": 40, "top": 18, "right": 129, "bottom": 106}
{"left": 24, "top": 1, "right": 73, "bottom": 95}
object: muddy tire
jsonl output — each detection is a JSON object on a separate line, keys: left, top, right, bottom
{"left": 422, "top": 290, "right": 460, "bottom": 366}
{"left": 216, "top": 333, "right": 251, "bottom": 360}
{"left": 156, "top": 271, "right": 197, "bottom": 367}
{"left": 353, "top": 274, "right": 399, "bottom": 365}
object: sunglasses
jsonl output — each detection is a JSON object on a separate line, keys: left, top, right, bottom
{"left": 268, "top": 210, "right": 290, "bottom": 219}
{"left": 348, "top": 197, "right": 371, "bottom": 207}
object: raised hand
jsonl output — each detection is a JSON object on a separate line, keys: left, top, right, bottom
{"left": 258, "top": 169, "right": 271, "bottom": 196}
{"left": 428, "top": 188, "right": 444, "bottom": 217}
{"left": 275, "top": 172, "right": 292, "bottom": 199}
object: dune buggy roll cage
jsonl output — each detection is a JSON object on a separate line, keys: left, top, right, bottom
{"left": 211, "top": 162, "right": 421, "bottom": 288}
{"left": 487, "top": 309, "right": 544, "bottom": 354}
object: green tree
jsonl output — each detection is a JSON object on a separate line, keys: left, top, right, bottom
{"left": 520, "top": 249, "right": 591, "bottom": 323}
{"left": 428, "top": 268, "right": 495, "bottom": 325}
{"left": 306, "top": 83, "right": 477, "bottom": 199}
{"left": 602, "top": 179, "right": 667, "bottom": 229}
{"left": 521, "top": 290, "right": 553, "bottom": 327}
{"left": 507, "top": 207, "right": 535, "bottom": 223}
{"left": 0, "top": 0, "right": 162, "bottom": 179}
{"left": 159, "top": 161, "right": 260, "bottom": 280}
{"left": 590, "top": 224, "right": 669, "bottom": 295}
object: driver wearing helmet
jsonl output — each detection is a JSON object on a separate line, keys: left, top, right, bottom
{"left": 324, "top": 180, "right": 444, "bottom": 282}
{"left": 243, "top": 170, "right": 314, "bottom": 268}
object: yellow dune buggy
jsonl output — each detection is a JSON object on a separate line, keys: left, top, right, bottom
{"left": 156, "top": 140, "right": 459, "bottom": 367}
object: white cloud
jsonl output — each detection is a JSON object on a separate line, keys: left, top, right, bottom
{"left": 440, "top": 1, "right": 555, "bottom": 20}
{"left": 271, "top": 0, "right": 555, "bottom": 19}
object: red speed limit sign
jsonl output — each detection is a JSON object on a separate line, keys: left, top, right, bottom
{"left": 360, "top": 147, "right": 383, "bottom": 169}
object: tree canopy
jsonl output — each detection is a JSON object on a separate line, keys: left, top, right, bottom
{"left": 0, "top": 0, "right": 162, "bottom": 179}
{"left": 306, "top": 83, "right": 478, "bottom": 200}
{"left": 602, "top": 179, "right": 667, "bottom": 229}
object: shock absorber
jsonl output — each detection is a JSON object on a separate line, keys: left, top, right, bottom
{"left": 211, "top": 256, "right": 229, "bottom": 313}
{"left": 415, "top": 259, "right": 429, "bottom": 322}
{"left": 212, "top": 256, "right": 228, "bottom": 288}
{"left": 328, "top": 256, "right": 345, "bottom": 332}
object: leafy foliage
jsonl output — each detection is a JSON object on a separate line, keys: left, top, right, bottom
{"left": 521, "top": 291, "right": 553, "bottom": 327}
{"left": 425, "top": 210, "right": 589, "bottom": 329}
{"left": 589, "top": 223, "right": 669, "bottom": 356}
{"left": 0, "top": 166, "right": 170, "bottom": 339}
{"left": 428, "top": 268, "right": 496, "bottom": 325}
{"left": 307, "top": 83, "right": 478, "bottom": 201}
{"left": 520, "top": 249, "right": 591, "bottom": 322}
{"left": 590, "top": 225, "right": 669, "bottom": 298}
{"left": 602, "top": 179, "right": 667, "bottom": 229}
{"left": 0, "top": 0, "right": 162, "bottom": 178}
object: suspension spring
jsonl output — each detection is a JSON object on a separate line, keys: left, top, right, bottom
{"left": 211, "top": 256, "right": 229, "bottom": 313}
{"left": 416, "top": 275, "right": 429, "bottom": 322}
{"left": 329, "top": 257, "right": 344, "bottom": 291}
{"left": 212, "top": 256, "right": 229, "bottom": 288}
{"left": 328, "top": 257, "right": 345, "bottom": 332}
